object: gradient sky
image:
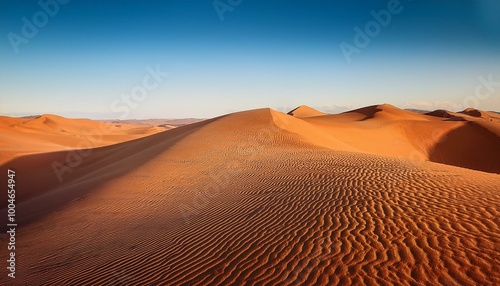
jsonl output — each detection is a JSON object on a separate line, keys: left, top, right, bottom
{"left": 1, "top": 0, "right": 500, "bottom": 119}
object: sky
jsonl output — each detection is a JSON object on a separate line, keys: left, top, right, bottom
{"left": 1, "top": 0, "right": 500, "bottom": 119}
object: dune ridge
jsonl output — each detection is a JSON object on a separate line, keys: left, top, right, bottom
{"left": 296, "top": 105, "right": 500, "bottom": 173}
{"left": 287, "top": 105, "right": 326, "bottom": 118}
{"left": 0, "top": 106, "right": 499, "bottom": 285}
{"left": 0, "top": 114, "right": 166, "bottom": 164}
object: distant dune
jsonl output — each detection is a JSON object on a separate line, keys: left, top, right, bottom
{"left": 0, "top": 114, "right": 167, "bottom": 164}
{"left": 295, "top": 104, "right": 500, "bottom": 173}
{"left": 0, "top": 105, "right": 499, "bottom": 285}
{"left": 103, "top": 118, "right": 206, "bottom": 127}
{"left": 287, "top": 105, "right": 326, "bottom": 118}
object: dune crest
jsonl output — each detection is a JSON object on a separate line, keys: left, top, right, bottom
{"left": 0, "top": 114, "right": 166, "bottom": 164}
{"left": 343, "top": 104, "right": 430, "bottom": 121}
{"left": 287, "top": 105, "right": 326, "bottom": 118}
{"left": 1, "top": 105, "right": 499, "bottom": 285}
{"left": 290, "top": 105, "right": 500, "bottom": 173}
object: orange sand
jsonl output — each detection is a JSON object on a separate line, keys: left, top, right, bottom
{"left": 0, "top": 106, "right": 499, "bottom": 285}
{"left": 0, "top": 114, "right": 166, "bottom": 164}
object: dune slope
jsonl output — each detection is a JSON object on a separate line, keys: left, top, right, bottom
{"left": 0, "top": 114, "right": 166, "bottom": 164}
{"left": 287, "top": 105, "right": 326, "bottom": 118}
{"left": 1, "top": 108, "right": 499, "bottom": 285}
{"left": 301, "top": 104, "right": 500, "bottom": 173}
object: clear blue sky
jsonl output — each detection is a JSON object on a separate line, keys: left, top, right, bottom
{"left": 1, "top": 0, "right": 499, "bottom": 119}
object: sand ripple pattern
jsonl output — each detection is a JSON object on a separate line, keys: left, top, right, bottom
{"left": 2, "top": 109, "right": 498, "bottom": 285}
{"left": 8, "top": 150, "right": 497, "bottom": 286}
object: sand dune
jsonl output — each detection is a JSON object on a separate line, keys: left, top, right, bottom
{"left": 1, "top": 106, "right": 499, "bottom": 285}
{"left": 459, "top": 108, "right": 500, "bottom": 122}
{"left": 287, "top": 105, "right": 326, "bottom": 118}
{"left": 0, "top": 114, "right": 166, "bottom": 164}
{"left": 293, "top": 105, "right": 500, "bottom": 173}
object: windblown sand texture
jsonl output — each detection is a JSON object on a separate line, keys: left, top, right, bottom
{"left": 0, "top": 114, "right": 166, "bottom": 164}
{"left": 0, "top": 105, "right": 499, "bottom": 285}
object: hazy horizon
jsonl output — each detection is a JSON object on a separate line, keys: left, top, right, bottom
{"left": 1, "top": 0, "right": 500, "bottom": 119}
{"left": 2, "top": 103, "right": 500, "bottom": 121}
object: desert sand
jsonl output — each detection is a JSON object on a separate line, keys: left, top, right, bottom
{"left": 0, "top": 114, "right": 167, "bottom": 164}
{"left": 0, "top": 105, "right": 499, "bottom": 285}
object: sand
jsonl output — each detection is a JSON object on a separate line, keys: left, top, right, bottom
{"left": 0, "top": 114, "right": 166, "bottom": 164}
{"left": 0, "top": 106, "right": 499, "bottom": 285}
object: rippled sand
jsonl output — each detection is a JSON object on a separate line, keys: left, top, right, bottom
{"left": 1, "top": 106, "right": 499, "bottom": 285}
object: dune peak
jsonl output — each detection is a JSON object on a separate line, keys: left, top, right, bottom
{"left": 287, "top": 105, "right": 326, "bottom": 118}
{"left": 460, "top": 108, "right": 482, "bottom": 117}
{"left": 1, "top": 104, "right": 499, "bottom": 286}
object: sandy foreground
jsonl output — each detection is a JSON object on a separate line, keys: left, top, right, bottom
{"left": 0, "top": 105, "right": 499, "bottom": 285}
